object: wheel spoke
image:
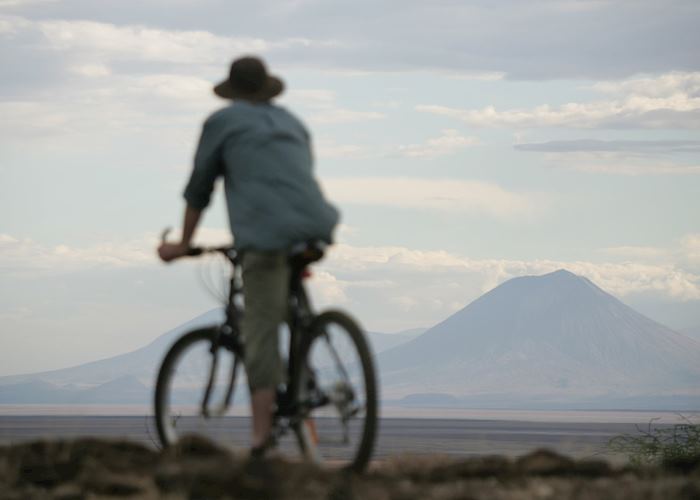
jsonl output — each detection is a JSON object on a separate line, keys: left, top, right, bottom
{"left": 154, "top": 328, "right": 244, "bottom": 449}
{"left": 322, "top": 332, "right": 352, "bottom": 383}
{"left": 293, "top": 311, "right": 377, "bottom": 471}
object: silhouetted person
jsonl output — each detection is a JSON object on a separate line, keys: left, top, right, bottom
{"left": 158, "top": 56, "right": 338, "bottom": 455}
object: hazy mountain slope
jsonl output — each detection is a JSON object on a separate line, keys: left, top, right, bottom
{"left": 0, "top": 309, "right": 224, "bottom": 388}
{"left": 379, "top": 270, "right": 700, "bottom": 400}
{"left": 0, "top": 309, "right": 420, "bottom": 403}
{"left": 367, "top": 328, "right": 425, "bottom": 353}
{"left": 5, "top": 269, "right": 699, "bottom": 408}
{"left": 681, "top": 326, "right": 700, "bottom": 342}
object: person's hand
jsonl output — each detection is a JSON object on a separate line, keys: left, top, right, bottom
{"left": 157, "top": 242, "right": 190, "bottom": 262}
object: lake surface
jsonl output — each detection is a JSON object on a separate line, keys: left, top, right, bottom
{"left": 3, "top": 406, "right": 695, "bottom": 463}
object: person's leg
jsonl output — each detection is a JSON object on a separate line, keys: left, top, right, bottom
{"left": 250, "top": 388, "right": 276, "bottom": 449}
{"left": 241, "top": 251, "right": 290, "bottom": 450}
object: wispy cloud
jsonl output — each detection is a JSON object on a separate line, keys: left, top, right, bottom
{"left": 34, "top": 18, "right": 334, "bottom": 65}
{"left": 515, "top": 138, "right": 700, "bottom": 176}
{"left": 322, "top": 177, "right": 540, "bottom": 218}
{"left": 515, "top": 139, "right": 700, "bottom": 154}
{"left": 313, "top": 138, "right": 367, "bottom": 159}
{"left": 591, "top": 72, "right": 700, "bottom": 98}
{"left": 0, "top": 0, "right": 56, "bottom": 7}
{"left": 3, "top": 2, "right": 698, "bottom": 80}
{"left": 322, "top": 241, "right": 700, "bottom": 303}
{"left": 309, "top": 108, "right": 385, "bottom": 125}
{"left": 0, "top": 72, "right": 217, "bottom": 146}
{"left": 601, "top": 234, "right": 700, "bottom": 272}
{"left": 2, "top": 232, "right": 699, "bottom": 337}
{"left": 0, "top": 233, "right": 155, "bottom": 274}
{"left": 571, "top": 163, "right": 700, "bottom": 175}
{"left": 284, "top": 87, "right": 386, "bottom": 125}
{"left": 0, "top": 228, "right": 231, "bottom": 276}
{"left": 302, "top": 239, "right": 700, "bottom": 331}
{"left": 417, "top": 72, "right": 700, "bottom": 129}
{"left": 311, "top": 128, "right": 478, "bottom": 160}
{"left": 397, "top": 129, "right": 479, "bottom": 158}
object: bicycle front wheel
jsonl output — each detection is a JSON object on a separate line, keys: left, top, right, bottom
{"left": 154, "top": 327, "right": 243, "bottom": 449}
{"left": 293, "top": 310, "right": 378, "bottom": 471}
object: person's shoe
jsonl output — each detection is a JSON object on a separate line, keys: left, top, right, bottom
{"left": 249, "top": 433, "right": 277, "bottom": 459}
{"left": 249, "top": 444, "right": 267, "bottom": 460}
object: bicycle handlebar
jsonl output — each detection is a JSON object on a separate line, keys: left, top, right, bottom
{"left": 160, "top": 226, "right": 323, "bottom": 264}
{"left": 161, "top": 227, "right": 236, "bottom": 259}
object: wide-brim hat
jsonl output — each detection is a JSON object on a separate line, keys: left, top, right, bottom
{"left": 214, "top": 56, "right": 284, "bottom": 100}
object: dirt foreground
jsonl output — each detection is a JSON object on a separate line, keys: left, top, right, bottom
{"left": 1, "top": 437, "right": 699, "bottom": 499}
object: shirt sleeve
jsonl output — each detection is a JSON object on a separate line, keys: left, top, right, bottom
{"left": 183, "top": 114, "right": 225, "bottom": 210}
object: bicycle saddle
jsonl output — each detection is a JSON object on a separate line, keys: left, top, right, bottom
{"left": 289, "top": 240, "right": 326, "bottom": 265}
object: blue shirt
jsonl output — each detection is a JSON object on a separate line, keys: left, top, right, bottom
{"left": 184, "top": 101, "right": 339, "bottom": 251}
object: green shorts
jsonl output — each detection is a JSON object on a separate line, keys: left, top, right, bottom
{"left": 241, "top": 251, "right": 290, "bottom": 392}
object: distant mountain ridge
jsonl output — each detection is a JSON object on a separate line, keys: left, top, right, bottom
{"left": 0, "top": 309, "right": 225, "bottom": 389}
{"left": 681, "top": 326, "right": 700, "bottom": 342}
{"left": 378, "top": 269, "right": 700, "bottom": 408}
{"left": 0, "top": 309, "right": 420, "bottom": 404}
{"left": 3, "top": 269, "right": 699, "bottom": 409}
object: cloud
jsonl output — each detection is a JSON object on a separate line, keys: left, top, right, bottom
{"left": 682, "top": 234, "right": 700, "bottom": 269}
{"left": 397, "top": 129, "right": 479, "bottom": 158}
{"left": 2, "top": 232, "right": 699, "bottom": 337}
{"left": 446, "top": 71, "right": 506, "bottom": 81}
{"left": 0, "top": 227, "right": 231, "bottom": 276}
{"left": 0, "top": 0, "right": 56, "bottom": 6}
{"left": 515, "top": 138, "right": 700, "bottom": 176}
{"left": 570, "top": 163, "right": 700, "bottom": 175}
{"left": 600, "top": 246, "right": 672, "bottom": 261}
{"left": 417, "top": 72, "right": 700, "bottom": 129}
{"left": 321, "top": 177, "right": 540, "bottom": 218}
{"left": 313, "top": 138, "right": 366, "bottom": 159}
{"left": 518, "top": 149, "right": 700, "bottom": 176}
{"left": 515, "top": 139, "right": 700, "bottom": 154}
{"left": 282, "top": 87, "right": 386, "bottom": 125}
{"left": 322, "top": 242, "right": 700, "bottom": 305}
{"left": 0, "top": 72, "right": 217, "bottom": 146}
{"left": 70, "top": 63, "right": 111, "bottom": 77}
{"left": 34, "top": 18, "right": 325, "bottom": 65}
{"left": 591, "top": 72, "right": 700, "bottom": 98}
{"left": 309, "top": 108, "right": 385, "bottom": 125}
{"left": 304, "top": 240, "right": 700, "bottom": 331}
{"left": 3, "top": 2, "right": 699, "bottom": 80}
{"left": 286, "top": 89, "right": 336, "bottom": 106}
{"left": 308, "top": 270, "right": 349, "bottom": 305}
{"left": 0, "top": 234, "right": 155, "bottom": 275}
{"left": 600, "top": 234, "right": 700, "bottom": 273}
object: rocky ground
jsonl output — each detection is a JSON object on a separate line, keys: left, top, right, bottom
{"left": 1, "top": 437, "right": 699, "bottom": 499}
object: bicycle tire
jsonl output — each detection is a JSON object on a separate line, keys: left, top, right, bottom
{"left": 154, "top": 327, "right": 241, "bottom": 448}
{"left": 293, "top": 310, "right": 378, "bottom": 471}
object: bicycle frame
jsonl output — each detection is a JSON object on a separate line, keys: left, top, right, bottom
{"left": 156, "top": 235, "right": 376, "bottom": 470}
{"left": 198, "top": 247, "right": 318, "bottom": 420}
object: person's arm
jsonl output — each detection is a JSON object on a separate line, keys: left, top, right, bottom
{"left": 157, "top": 204, "right": 202, "bottom": 262}
{"left": 158, "top": 112, "right": 225, "bottom": 263}
{"left": 180, "top": 203, "right": 202, "bottom": 247}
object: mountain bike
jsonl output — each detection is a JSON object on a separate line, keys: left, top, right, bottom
{"left": 153, "top": 233, "right": 378, "bottom": 471}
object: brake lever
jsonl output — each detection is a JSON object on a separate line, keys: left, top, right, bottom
{"left": 161, "top": 227, "right": 172, "bottom": 244}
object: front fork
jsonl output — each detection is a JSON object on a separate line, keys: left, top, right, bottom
{"left": 201, "top": 324, "right": 242, "bottom": 418}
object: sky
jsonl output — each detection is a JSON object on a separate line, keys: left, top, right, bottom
{"left": 1, "top": 0, "right": 699, "bottom": 376}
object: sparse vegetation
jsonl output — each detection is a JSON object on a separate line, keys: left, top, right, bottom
{"left": 608, "top": 415, "right": 700, "bottom": 467}
{"left": 2, "top": 438, "right": 699, "bottom": 499}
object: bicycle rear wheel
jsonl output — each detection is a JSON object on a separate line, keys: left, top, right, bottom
{"left": 154, "top": 327, "right": 243, "bottom": 448}
{"left": 293, "top": 310, "right": 378, "bottom": 471}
